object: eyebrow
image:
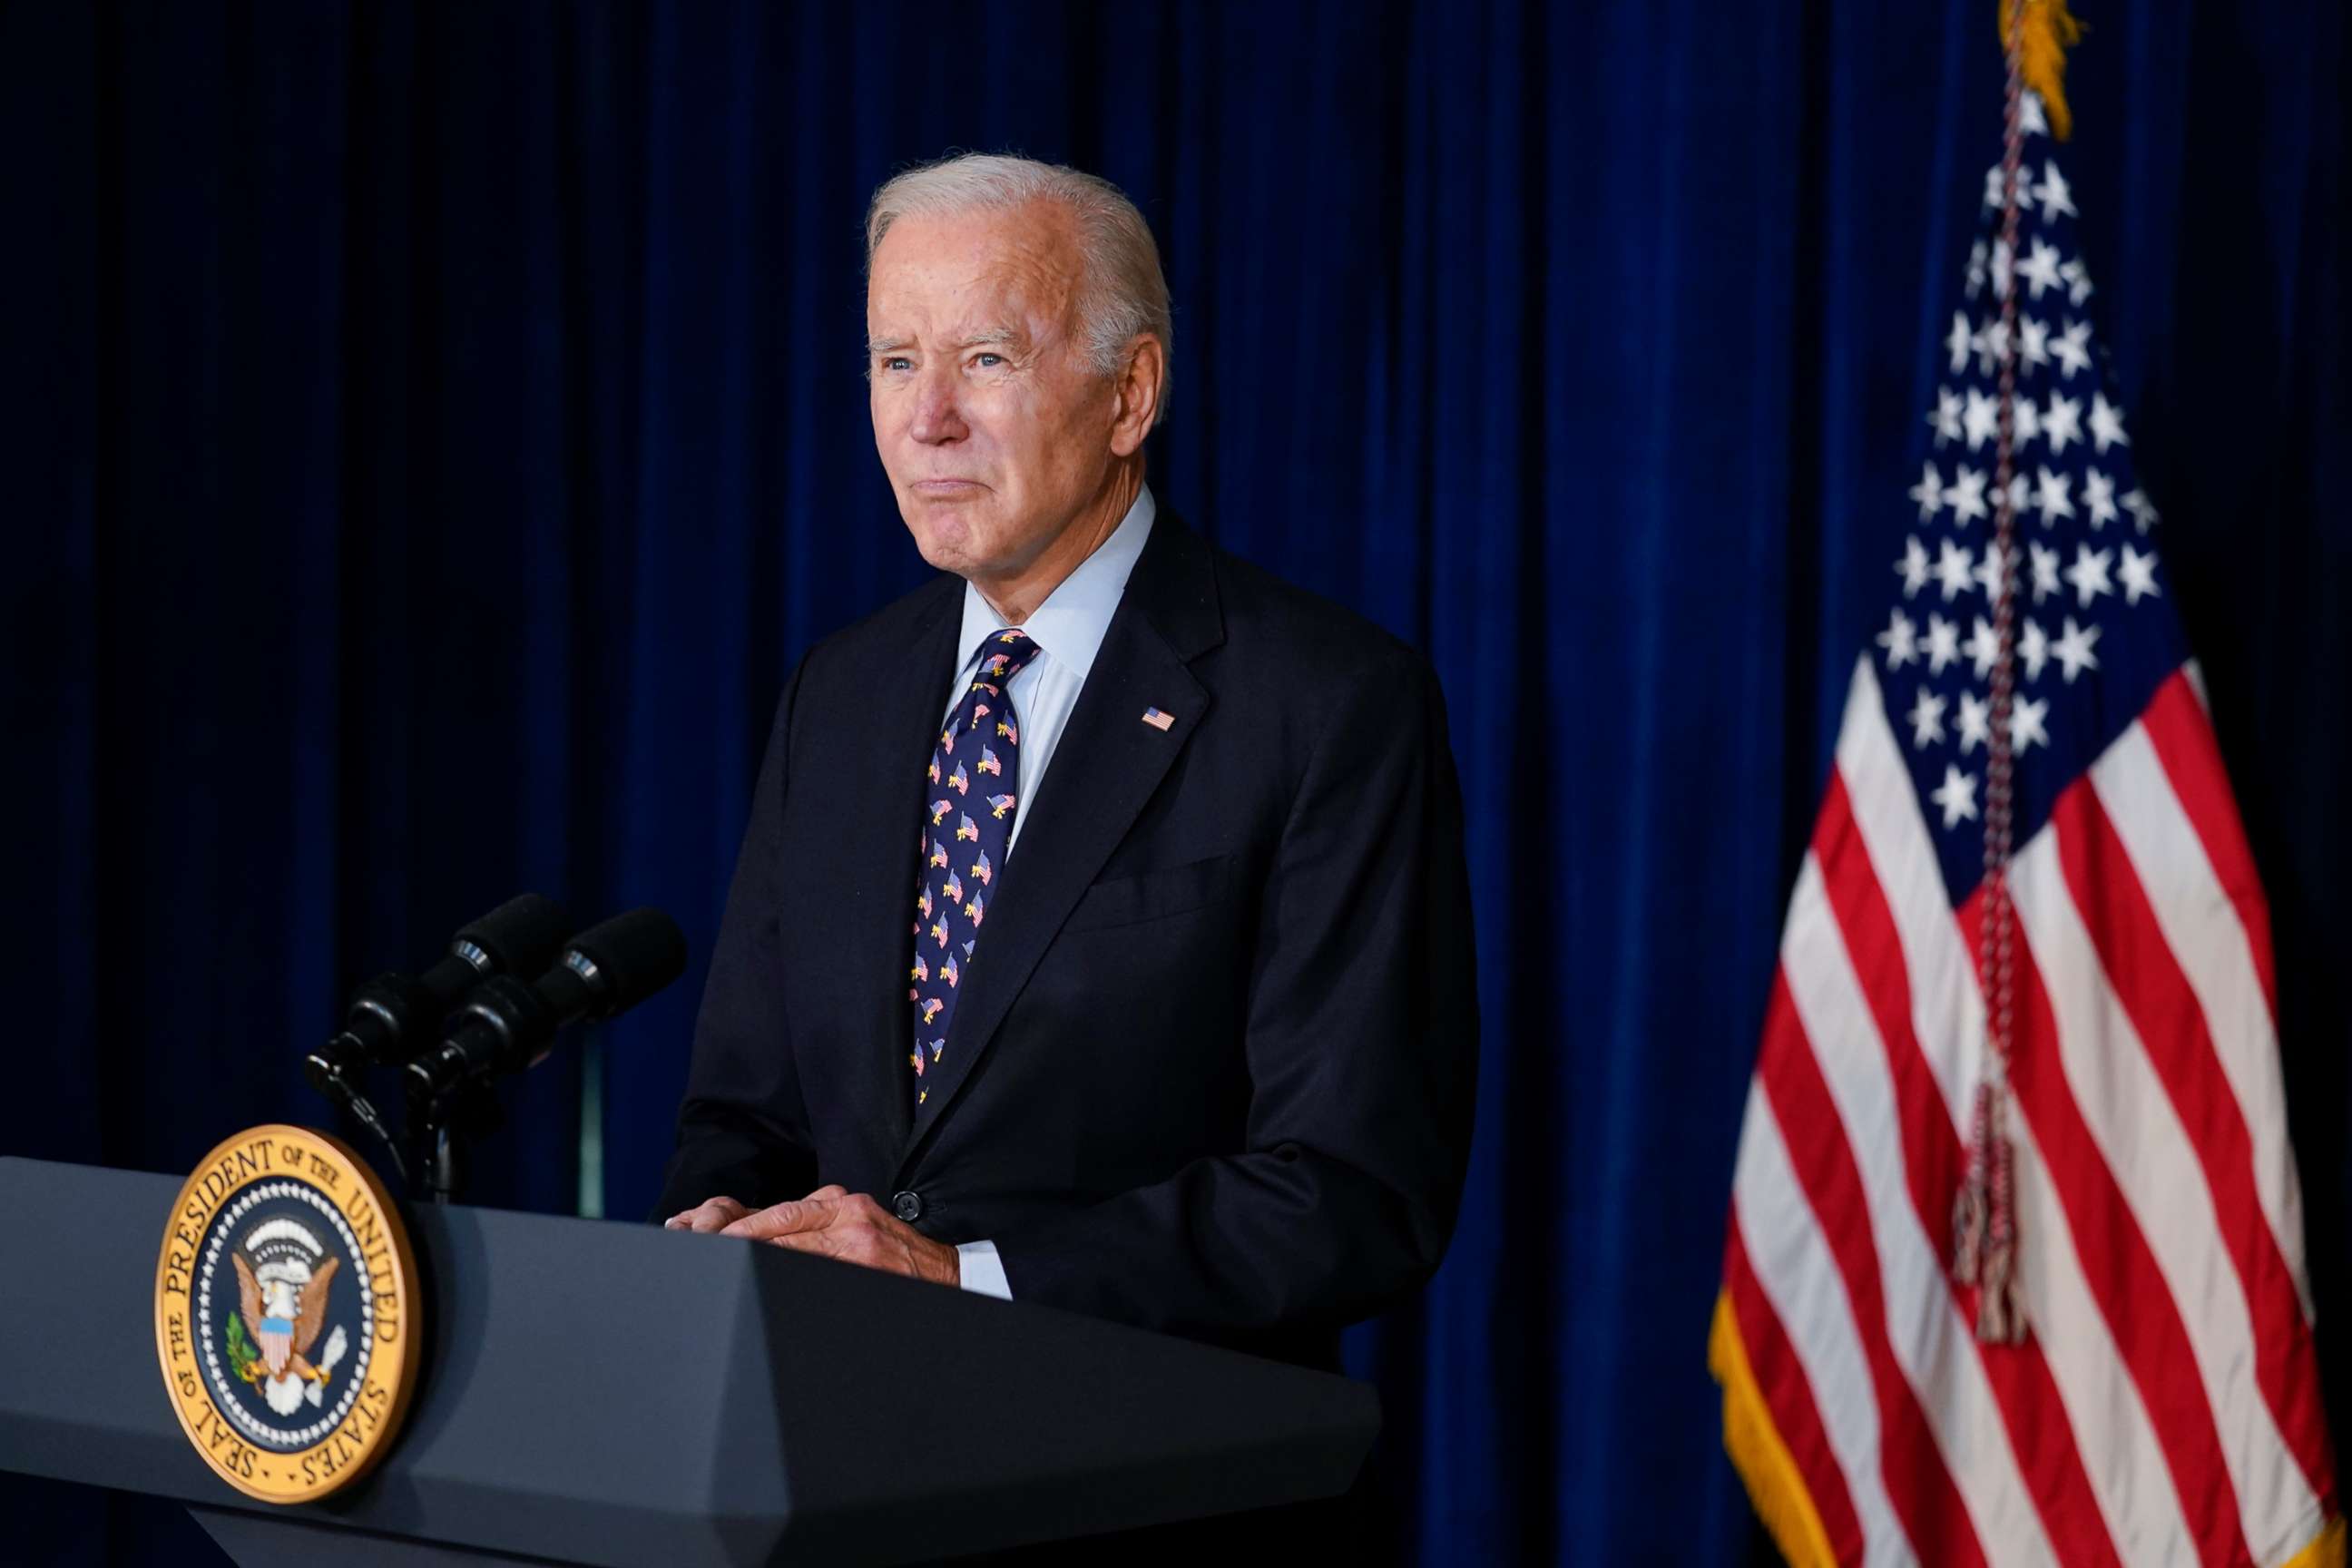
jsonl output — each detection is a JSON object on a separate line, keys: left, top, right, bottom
{"left": 866, "top": 327, "right": 1024, "bottom": 357}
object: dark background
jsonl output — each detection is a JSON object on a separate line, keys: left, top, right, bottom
{"left": 4, "top": 1, "right": 2346, "bottom": 1563}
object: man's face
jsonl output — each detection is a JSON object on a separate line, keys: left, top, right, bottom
{"left": 867, "top": 203, "right": 1123, "bottom": 580}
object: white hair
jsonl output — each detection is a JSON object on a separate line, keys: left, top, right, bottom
{"left": 866, "top": 152, "right": 1173, "bottom": 426}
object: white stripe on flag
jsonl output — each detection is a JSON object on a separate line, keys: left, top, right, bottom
{"left": 1833, "top": 659, "right": 1981, "bottom": 1123}
{"left": 1781, "top": 856, "right": 2056, "bottom": 1567}
{"left": 1835, "top": 657, "right": 2193, "bottom": 1563}
{"left": 2088, "top": 721, "right": 2314, "bottom": 1321}
{"left": 1732, "top": 1083, "right": 1918, "bottom": 1568}
{"left": 2009, "top": 822, "right": 2322, "bottom": 1555}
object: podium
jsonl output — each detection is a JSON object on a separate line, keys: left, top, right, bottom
{"left": 0, "top": 1158, "right": 1378, "bottom": 1564}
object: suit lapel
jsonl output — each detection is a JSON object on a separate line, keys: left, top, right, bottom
{"left": 898, "top": 515, "right": 1224, "bottom": 1171}
{"left": 836, "top": 583, "right": 963, "bottom": 1171}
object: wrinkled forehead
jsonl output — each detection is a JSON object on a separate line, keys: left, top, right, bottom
{"left": 866, "top": 204, "right": 1083, "bottom": 340}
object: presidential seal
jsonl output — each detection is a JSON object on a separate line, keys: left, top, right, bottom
{"left": 153, "top": 1125, "right": 421, "bottom": 1503}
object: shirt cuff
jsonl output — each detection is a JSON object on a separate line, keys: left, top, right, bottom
{"left": 956, "top": 1240, "right": 1013, "bottom": 1300}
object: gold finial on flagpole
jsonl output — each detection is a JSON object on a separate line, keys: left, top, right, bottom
{"left": 1998, "top": 0, "right": 2085, "bottom": 140}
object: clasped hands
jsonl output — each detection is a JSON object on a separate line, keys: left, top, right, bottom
{"left": 664, "top": 1185, "right": 961, "bottom": 1287}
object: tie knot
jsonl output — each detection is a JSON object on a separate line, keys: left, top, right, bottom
{"left": 974, "top": 628, "right": 1042, "bottom": 681}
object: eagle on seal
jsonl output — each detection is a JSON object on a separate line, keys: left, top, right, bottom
{"left": 232, "top": 1251, "right": 341, "bottom": 1413}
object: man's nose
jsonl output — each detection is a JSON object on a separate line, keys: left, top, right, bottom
{"left": 908, "top": 366, "right": 967, "bottom": 446}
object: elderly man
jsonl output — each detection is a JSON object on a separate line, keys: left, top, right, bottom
{"left": 657, "top": 153, "right": 1476, "bottom": 1376}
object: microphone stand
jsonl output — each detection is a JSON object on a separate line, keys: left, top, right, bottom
{"left": 414, "top": 1076, "right": 504, "bottom": 1206}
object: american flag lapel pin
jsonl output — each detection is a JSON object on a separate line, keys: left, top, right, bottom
{"left": 1141, "top": 707, "right": 1175, "bottom": 731}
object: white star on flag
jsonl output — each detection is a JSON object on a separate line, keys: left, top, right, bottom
{"left": 2016, "top": 238, "right": 2063, "bottom": 298}
{"left": 1955, "top": 688, "right": 1992, "bottom": 753}
{"left": 1908, "top": 686, "right": 1948, "bottom": 749}
{"left": 2034, "top": 466, "right": 2074, "bottom": 526}
{"left": 1945, "top": 466, "right": 1989, "bottom": 525}
{"left": 1965, "top": 617, "right": 2000, "bottom": 679}
{"left": 1924, "top": 613, "right": 1961, "bottom": 674}
{"left": 1895, "top": 535, "right": 1930, "bottom": 597}
{"left": 2122, "top": 486, "right": 2160, "bottom": 531}
{"left": 2030, "top": 541, "right": 2062, "bottom": 603}
{"left": 2041, "top": 391, "right": 2082, "bottom": 455}
{"left": 2052, "top": 616, "right": 2102, "bottom": 682}
{"left": 2118, "top": 543, "right": 2161, "bottom": 603}
{"left": 2032, "top": 158, "right": 2075, "bottom": 222}
{"left": 1963, "top": 387, "right": 1999, "bottom": 451}
{"left": 2089, "top": 392, "right": 2129, "bottom": 452}
{"left": 2082, "top": 467, "right": 2117, "bottom": 528}
{"left": 2065, "top": 543, "right": 2114, "bottom": 605}
{"left": 1930, "top": 762, "right": 1978, "bottom": 827}
{"left": 1909, "top": 462, "right": 1945, "bottom": 518}
{"left": 1929, "top": 387, "right": 1964, "bottom": 445}
{"left": 1973, "top": 317, "right": 2012, "bottom": 377}
{"left": 1972, "top": 540, "right": 2007, "bottom": 601}
{"left": 1933, "top": 540, "right": 1975, "bottom": 602}
{"left": 2051, "top": 319, "right": 2092, "bottom": 377}
{"left": 2017, "top": 315, "right": 2050, "bottom": 371}
{"left": 2019, "top": 616, "right": 2050, "bottom": 681}
{"left": 1877, "top": 607, "right": 1918, "bottom": 669}
{"left": 2009, "top": 692, "right": 2050, "bottom": 754}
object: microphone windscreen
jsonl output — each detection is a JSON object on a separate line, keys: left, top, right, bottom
{"left": 564, "top": 908, "right": 688, "bottom": 1015}
{"left": 454, "top": 893, "right": 574, "bottom": 975}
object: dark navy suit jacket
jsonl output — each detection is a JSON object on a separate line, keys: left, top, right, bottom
{"left": 654, "top": 510, "right": 1478, "bottom": 1367}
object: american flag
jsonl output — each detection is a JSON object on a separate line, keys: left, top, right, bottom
{"left": 1710, "top": 90, "right": 2343, "bottom": 1566}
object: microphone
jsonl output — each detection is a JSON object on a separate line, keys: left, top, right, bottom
{"left": 406, "top": 908, "right": 687, "bottom": 1114}
{"left": 305, "top": 893, "right": 575, "bottom": 1097}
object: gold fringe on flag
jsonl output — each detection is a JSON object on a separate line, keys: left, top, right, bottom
{"left": 1709, "top": 1295, "right": 1837, "bottom": 1568}
{"left": 1998, "top": 0, "right": 2085, "bottom": 140}
{"left": 2282, "top": 1515, "right": 2347, "bottom": 1568}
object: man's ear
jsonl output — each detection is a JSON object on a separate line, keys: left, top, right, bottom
{"left": 1107, "top": 335, "right": 1166, "bottom": 457}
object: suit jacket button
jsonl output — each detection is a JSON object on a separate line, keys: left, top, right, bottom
{"left": 891, "top": 1190, "right": 924, "bottom": 1223}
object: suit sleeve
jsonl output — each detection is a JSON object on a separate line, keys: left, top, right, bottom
{"left": 990, "top": 648, "right": 1479, "bottom": 1348}
{"left": 651, "top": 657, "right": 823, "bottom": 1220}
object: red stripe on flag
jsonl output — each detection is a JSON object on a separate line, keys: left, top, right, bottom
{"left": 1815, "top": 774, "right": 2122, "bottom": 1568}
{"left": 2051, "top": 781, "right": 2338, "bottom": 1506}
{"left": 1724, "top": 1220, "right": 1868, "bottom": 1565}
{"left": 1958, "top": 889, "right": 2255, "bottom": 1566}
{"left": 1757, "top": 972, "right": 1989, "bottom": 1568}
{"left": 1814, "top": 772, "right": 1966, "bottom": 1250}
{"left": 2139, "top": 671, "right": 2277, "bottom": 1014}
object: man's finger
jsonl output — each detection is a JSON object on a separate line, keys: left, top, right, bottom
{"left": 800, "top": 1183, "right": 848, "bottom": 1201}
{"left": 669, "top": 1198, "right": 745, "bottom": 1233}
{"left": 720, "top": 1197, "right": 838, "bottom": 1240}
{"left": 763, "top": 1230, "right": 843, "bottom": 1260}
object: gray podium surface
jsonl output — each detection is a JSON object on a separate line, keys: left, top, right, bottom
{"left": 0, "top": 1157, "right": 1378, "bottom": 1565}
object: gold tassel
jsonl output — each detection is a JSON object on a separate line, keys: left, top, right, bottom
{"left": 1998, "top": 0, "right": 2085, "bottom": 141}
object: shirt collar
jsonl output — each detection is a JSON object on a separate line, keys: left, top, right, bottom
{"left": 955, "top": 485, "right": 1157, "bottom": 679}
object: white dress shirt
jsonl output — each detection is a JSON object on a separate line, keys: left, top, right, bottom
{"left": 939, "top": 485, "right": 1157, "bottom": 1299}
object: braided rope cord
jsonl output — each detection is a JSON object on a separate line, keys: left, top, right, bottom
{"left": 1952, "top": 0, "right": 2032, "bottom": 1346}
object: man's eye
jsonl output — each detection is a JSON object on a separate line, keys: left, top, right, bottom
{"left": 973, "top": 353, "right": 1004, "bottom": 368}
{"left": 882, "top": 357, "right": 912, "bottom": 372}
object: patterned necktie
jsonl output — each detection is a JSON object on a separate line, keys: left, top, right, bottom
{"left": 908, "top": 628, "right": 1044, "bottom": 1106}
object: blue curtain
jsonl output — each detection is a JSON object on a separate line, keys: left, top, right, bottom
{"left": 5, "top": 2, "right": 2346, "bottom": 1563}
